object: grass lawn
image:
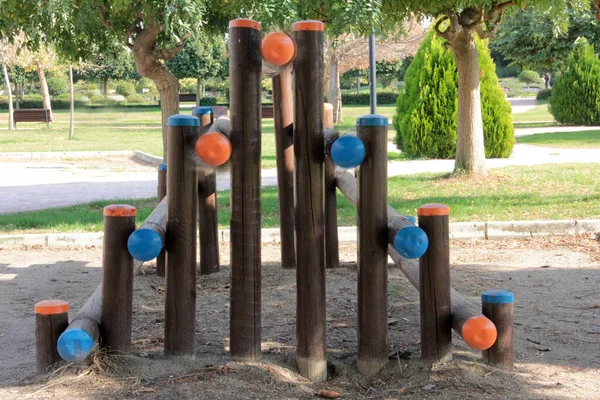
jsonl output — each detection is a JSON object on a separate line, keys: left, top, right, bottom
{"left": 517, "top": 130, "right": 600, "bottom": 148}
{"left": 2, "top": 163, "right": 598, "bottom": 233}
{"left": 500, "top": 77, "right": 545, "bottom": 98}
{"left": 512, "top": 101, "right": 555, "bottom": 125}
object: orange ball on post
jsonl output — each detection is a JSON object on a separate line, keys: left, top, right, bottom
{"left": 461, "top": 316, "right": 498, "bottom": 351}
{"left": 195, "top": 131, "right": 232, "bottom": 167}
{"left": 261, "top": 32, "right": 295, "bottom": 66}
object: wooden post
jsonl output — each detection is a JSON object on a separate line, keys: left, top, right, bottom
{"left": 156, "top": 162, "right": 167, "bottom": 277}
{"left": 482, "top": 290, "right": 514, "bottom": 370}
{"left": 323, "top": 104, "right": 339, "bottom": 270}
{"left": 418, "top": 203, "right": 452, "bottom": 363}
{"left": 193, "top": 106, "right": 220, "bottom": 275}
{"left": 293, "top": 20, "right": 327, "bottom": 383}
{"left": 100, "top": 204, "right": 136, "bottom": 354}
{"left": 35, "top": 300, "right": 69, "bottom": 371}
{"left": 229, "top": 18, "right": 262, "bottom": 361}
{"left": 357, "top": 114, "right": 388, "bottom": 376}
{"left": 272, "top": 64, "right": 296, "bottom": 270}
{"left": 165, "top": 115, "right": 199, "bottom": 358}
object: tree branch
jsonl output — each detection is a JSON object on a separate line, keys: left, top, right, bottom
{"left": 434, "top": 16, "right": 454, "bottom": 41}
{"left": 99, "top": 5, "right": 111, "bottom": 29}
{"left": 125, "top": 18, "right": 143, "bottom": 50}
{"left": 154, "top": 32, "right": 191, "bottom": 61}
{"left": 594, "top": 0, "right": 600, "bottom": 23}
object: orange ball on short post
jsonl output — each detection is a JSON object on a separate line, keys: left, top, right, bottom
{"left": 261, "top": 32, "right": 295, "bottom": 66}
{"left": 195, "top": 131, "right": 232, "bottom": 167}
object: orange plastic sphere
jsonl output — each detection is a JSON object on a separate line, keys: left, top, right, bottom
{"left": 195, "top": 132, "right": 232, "bottom": 167}
{"left": 261, "top": 32, "right": 295, "bottom": 66}
{"left": 462, "top": 316, "right": 498, "bottom": 351}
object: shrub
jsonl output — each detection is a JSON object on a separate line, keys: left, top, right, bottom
{"left": 126, "top": 94, "right": 146, "bottom": 104}
{"left": 394, "top": 31, "right": 514, "bottom": 159}
{"left": 549, "top": 38, "right": 600, "bottom": 125}
{"left": 536, "top": 89, "right": 552, "bottom": 101}
{"left": 179, "top": 78, "right": 197, "bottom": 94}
{"left": 518, "top": 70, "right": 540, "bottom": 88}
{"left": 76, "top": 82, "right": 99, "bottom": 93}
{"left": 47, "top": 77, "right": 69, "bottom": 96}
{"left": 114, "top": 81, "right": 136, "bottom": 97}
{"left": 341, "top": 92, "right": 398, "bottom": 105}
{"left": 496, "top": 65, "right": 519, "bottom": 78}
{"left": 199, "top": 97, "right": 217, "bottom": 106}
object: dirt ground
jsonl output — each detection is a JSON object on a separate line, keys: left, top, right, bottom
{"left": 0, "top": 235, "right": 599, "bottom": 399}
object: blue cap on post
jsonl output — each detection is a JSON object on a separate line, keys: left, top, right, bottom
{"left": 394, "top": 226, "right": 429, "bottom": 259}
{"left": 127, "top": 228, "right": 164, "bottom": 262}
{"left": 57, "top": 328, "right": 94, "bottom": 361}
{"left": 357, "top": 114, "right": 388, "bottom": 127}
{"left": 482, "top": 289, "right": 514, "bottom": 304}
{"left": 158, "top": 162, "right": 167, "bottom": 171}
{"left": 167, "top": 114, "right": 200, "bottom": 127}
{"left": 192, "top": 106, "right": 213, "bottom": 116}
{"left": 330, "top": 135, "right": 366, "bottom": 169}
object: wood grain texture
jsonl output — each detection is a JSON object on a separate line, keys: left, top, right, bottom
{"left": 156, "top": 167, "right": 167, "bottom": 277}
{"left": 272, "top": 64, "right": 296, "bottom": 270}
{"left": 324, "top": 123, "right": 339, "bottom": 270}
{"left": 229, "top": 24, "right": 262, "bottom": 361}
{"left": 165, "top": 124, "right": 198, "bottom": 357}
{"left": 36, "top": 312, "right": 68, "bottom": 371}
{"left": 483, "top": 302, "right": 514, "bottom": 370}
{"left": 293, "top": 28, "right": 327, "bottom": 382}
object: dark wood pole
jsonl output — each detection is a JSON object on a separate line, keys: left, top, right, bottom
{"left": 323, "top": 104, "right": 339, "bottom": 270}
{"left": 100, "top": 204, "right": 136, "bottom": 354}
{"left": 356, "top": 115, "right": 389, "bottom": 377}
{"left": 165, "top": 115, "right": 199, "bottom": 358}
{"left": 229, "top": 18, "right": 262, "bottom": 361}
{"left": 418, "top": 203, "right": 452, "bottom": 363}
{"left": 482, "top": 290, "right": 514, "bottom": 370}
{"left": 193, "top": 106, "right": 220, "bottom": 275}
{"left": 293, "top": 20, "right": 327, "bottom": 383}
{"left": 35, "top": 300, "right": 69, "bottom": 371}
{"left": 156, "top": 162, "right": 167, "bottom": 277}
{"left": 272, "top": 64, "right": 296, "bottom": 270}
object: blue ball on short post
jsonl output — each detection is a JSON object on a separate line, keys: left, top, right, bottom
{"left": 394, "top": 225, "right": 429, "bottom": 259}
{"left": 330, "top": 134, "right": 366, "bottom": 169}
{"left": 127, "top": 228, "right": 164, "bottom": 262}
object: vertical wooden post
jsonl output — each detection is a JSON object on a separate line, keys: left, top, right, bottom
{"left": 482, "top": 289, "right": 514, "bottom": 370}
{"left": 323, "top": 103, "right": 339, "bottom": 270}
{"left": 417, "top": 203, "right": 452, "bottom": 363}
{"left": 357, "top": 115, "right": 388, "bottom": 376}
{"left": 100, "top": 204, "right": 136, "bottom": 354}
{"left": 229, "top": 18, "right": 262, "bottom": 361}
{"left": 35, "top": 300, "right": 69, "bottom": 371}
{"left": 272, "top": 64, "right": 296, "bottom": 270}
{"left": 156, "top": 162, "right": 167, "bottom": 277}
{"left": 293, "top": 20, "right": 327, "bottom": 383}
{"left": 193, "top": 106, "right": 220, "bottom": 275}
{"left": 165, "top": 115, "right": 199, "bottom": 358}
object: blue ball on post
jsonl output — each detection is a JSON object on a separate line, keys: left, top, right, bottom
{"left": 127, "top": 228, "right": 164, "bottom": 261}
{"left": 393, "top": 225, "right": 429, "bottom": 259}
{"left": 330, "top": 134, "right": 366, "bottom": 169}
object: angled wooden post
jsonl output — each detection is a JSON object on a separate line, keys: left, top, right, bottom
{"left": 156, "top": 162, "right": 167, "bottom": 277}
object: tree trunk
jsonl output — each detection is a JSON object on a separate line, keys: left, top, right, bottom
{"left": 327, "top": 53, "right": 342, "bottom": 123}
{"left": 1, "top": 59, "right": 15, "bottom": 130}
{"left": 103, "top": 78, "right": 109, "bottom": 99}
{"left": 132, "top": 24, "right": 180, "bottom": 160}
{"left": 196, "top": 78, "right": 202, "bottom": 106}
{"left": 36, "top": 63, "right": 53, "bottom": 121}
{"left": 69, "top": 64, "right": 74, "bottom": 140}
{"left": 15, "top": 83, "right": 19, "bottom": 109}
{"left": 450, "top": 30, "right": 487, "bottom": 176}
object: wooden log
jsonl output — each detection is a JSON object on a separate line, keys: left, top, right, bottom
{"left": 356, "top": 115, "right": 389, "bottom": 376}
{"left": 293, "top": 20, "right": 327, "bottom": 383}
{"left": 482, "top": 290, "right": 514, "bottom": 370}
{"left": 156, "top": 163, "right": 167, "bottom": 277}
{"left": 165, "top": 115, "right": 199, "bottom": 358}
{"left": 35, "top": 300, "right": 69, "bottom": 371}
{"left": 418, "top": 204, "right": 452, "bottom": 363}
{"left": 323, "top": 106, "right": 339, "bottom": 270}
{"left": 193, "top": 106, "right": 220, "bottom": 275}
{"left": 228, "top": 18, "right": 263, "bottom": 361}
{"left": 334, "top": 169, "right": 496, "bottom": 349}
{"left": 100, "top": 204, "right": 136, "bottom": 354}
{"left": 272, "top": 64, "right": 296, "bottom": 270}
{"left": 57, "top": 199, "right": 167, "bottom": 362}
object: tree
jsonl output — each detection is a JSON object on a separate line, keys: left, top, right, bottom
{"left": 0, "top": 37, "right": 18, "bottom": 130}
{"left": 491, "top": 8, "right": 600, "bottom": 71}
{"left": 518, "top": 70, "right": 540, "bottom": 89}
{"left": 384, "top": 0, "right": 590, "bottom": 175}
{"left": 84, "top": 50, "right": 137, "bottom": 99}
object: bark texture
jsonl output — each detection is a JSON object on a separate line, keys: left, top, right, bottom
{"left": 1, "top": 59, "right": 15, "bottom": 130}
{"left": 36, "top": 63, "right": 53, "bottom": 121}
{"left": 327, "top": 52, "right": 342, "bottom": 123}
{"left": 69, "top": 65, "right": 74, "bottom": 139}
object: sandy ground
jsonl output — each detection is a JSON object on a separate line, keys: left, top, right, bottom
{"left": 0, "top": 236, "right": 599, "bottom": 399}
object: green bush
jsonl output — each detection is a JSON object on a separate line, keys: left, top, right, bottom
{"left": 536, "top": 89, "right": 552, "bottom": 100}
{"left": 341, "top": 92, "right": 398, "bottom": 105}
{"left": 75, "top": 82, "right": 99, "bottom": 93}
{"left": 199, "top": 97, "right": 217, "bottom": 106}
{"left": 394, "top": 31, "right": 514, "bottom": 159}
{"left": 47, "top": 77, "right": 69, "bottom": 96}
{"left": 114, "top": 81, "right": 136, "bottom": 97}
{"left": 126, "top": 94, "right": 146, "bottom": 104}
{"left": 496, "top": 65, "right": 519, "bottom": 78}
{"left": 179, "top": 78, "right": 197, "bottom": 94}
{"left": 518, "top": 70, "right": 540, "bottom": 88}
{"left": 549, "top": 38, "right": 600, "bottom": 125}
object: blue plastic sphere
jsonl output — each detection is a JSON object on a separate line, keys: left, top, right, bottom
{"left": 330, "top": 135, "right": 366, "bottom": 169}
{"left": 394, "top": 225, "right": 429, "bottom": 259}
{"left": 127, "top": 228, "right": 164, "bottom": 261}
{"left": 57, "top": 328, "right": 94, "bottom": 361}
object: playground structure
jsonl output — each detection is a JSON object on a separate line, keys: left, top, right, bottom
{"left": 36, "top": 18, "right": 514, "bottom": 382}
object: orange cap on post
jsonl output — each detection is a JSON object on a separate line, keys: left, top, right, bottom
{"left": 418, "top": 203, "right": 450, "bottom": 216}
{"left": 104, "top": 204, "right": 137, "bottom": 217}
{"left": 261, "top": 32, "right": 295, "bottom": 66}
{"left": 195, "top": 132, "right": 232, "bottom": 167}
{"left": 292, "top": 20, "right": 324, "bottom": 31}
{"left": 229, "top": 18, "right": 261, "bottom": 31}
{"left": 461, "top": 316, "right": 498, "bottom": 351}
{"left": 35, "top": 299, "right": 69, "bottom": 315}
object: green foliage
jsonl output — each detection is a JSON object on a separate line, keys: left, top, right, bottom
{"left": 166, "top": 34, "right": 227, "bottom": 81}
{"left": 394, "top": 31, "right": 513, "bottom": 159}
{"left": 496, "top": 65, "right": 519, "bottom": 78}
{"left": 518, "top": 70, "right": 540, "bottom": 88}
{"left": 340, "top": 69, "right": 369, "bottom": 90}
{"left": 549, "top": 39, "right": 600, "bottom": 125}
{"left": 114, "top": 81, "right": 136, "bottom": 97}
{"left": 125, "top": 94, "right": 147, "bottom": 104}
{"left": 46, "top": 77, "right": 69, "bottom": 96}
{"left": 536, "top": 88, "right": 552, "bottom": 100}
{"left": 199, "top": 97, "right": 217, "bottom": 106}
{"left": 397, "top": 56, "right": 413, "bottom": 81}
{"left": 341, "top": 92, "right": 398, "bottom": 105}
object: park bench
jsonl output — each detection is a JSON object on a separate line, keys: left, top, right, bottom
{"left": 262, "top": 105, "right": 274, "bottom": 118}
{"left": 13, "top": 109, "right": 52, "bottom": 128}
{"left": 178, "top": 93, "right": 196, "bottom": 102}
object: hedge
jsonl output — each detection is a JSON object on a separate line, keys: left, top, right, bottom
{"left": 341, "top": 92, "right": 398, "bottom": 105}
